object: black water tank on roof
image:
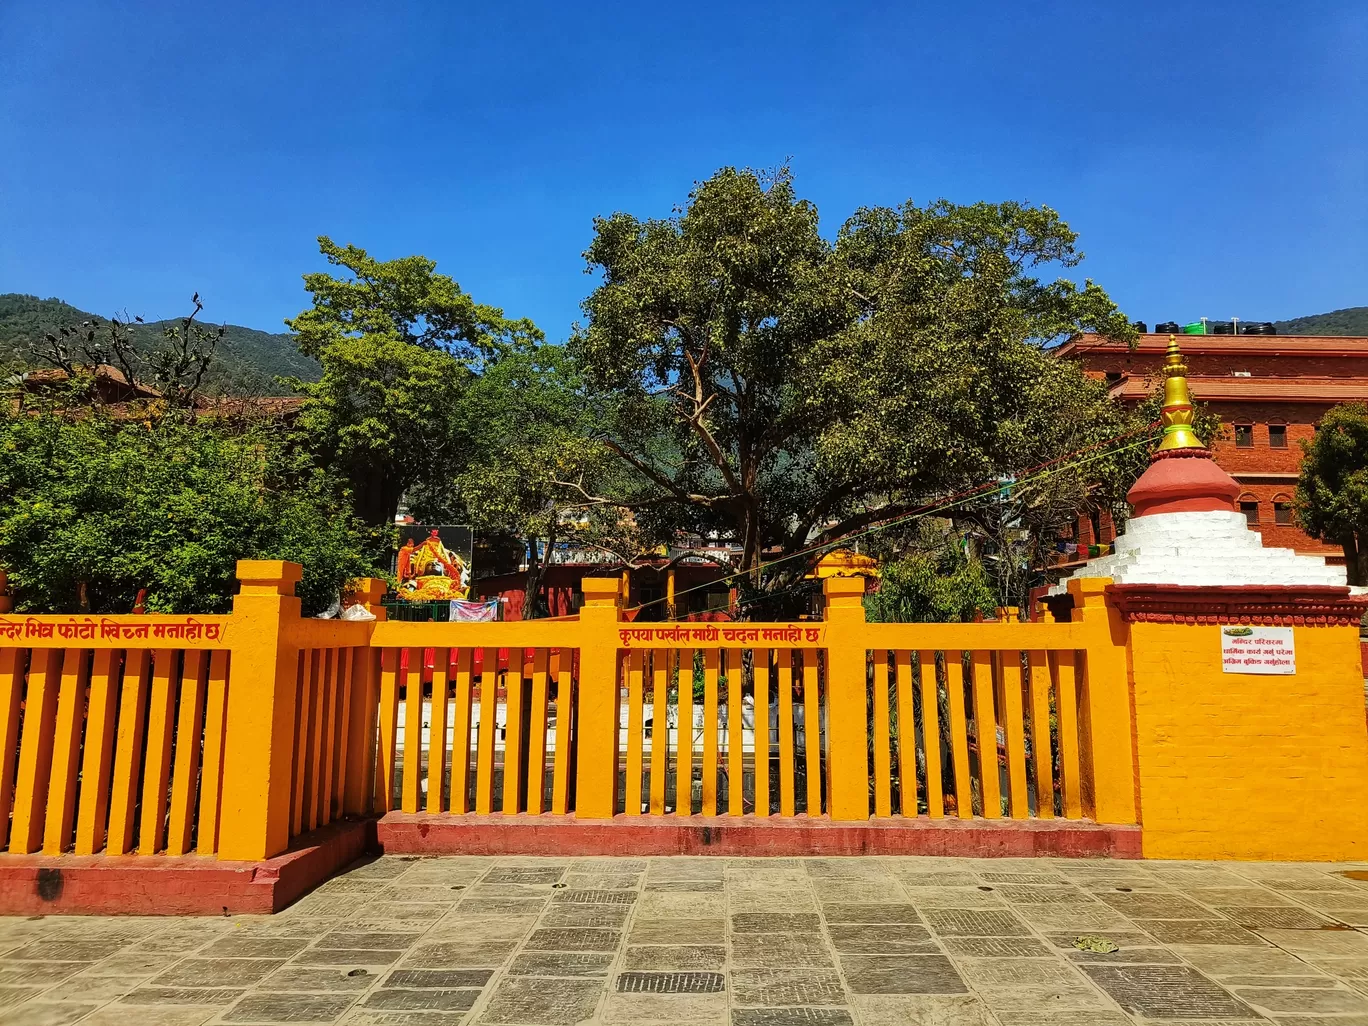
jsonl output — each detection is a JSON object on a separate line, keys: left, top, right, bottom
{"left": 1155, "top": 321, "right": 1181, "bottom": 333}
{"left": 1209, "top": 321, "right": 1235, "bottom": 334}
{"left": 1132, "top": 321, "right": 1148, "bottom": 333}
{"left": 1244, "top": 322, "right": 1277, "bottom": 335}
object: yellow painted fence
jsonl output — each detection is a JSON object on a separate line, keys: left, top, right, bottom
{"left": 4, "top": 561, "right": 1364, "bottom": 861}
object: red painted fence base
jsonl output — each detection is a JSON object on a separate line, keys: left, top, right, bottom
{"left": 376, "top": 812, "right": 1142, "bottom": 859}
{"left": 0, "top": 819, "right": 373, "bottom": 916}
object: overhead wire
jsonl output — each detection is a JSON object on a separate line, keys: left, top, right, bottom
{"left": 618, "top": 423, "right": 1159, "bottom": 621}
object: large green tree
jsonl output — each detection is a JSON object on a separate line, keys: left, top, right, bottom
{"left": 1296, "top": 402, "right": 1368, "bottom": 584}
{"left": 571, "top": 166, "right": 1137, "bottom": 586}
{"left": 287, "top": 237, "right": 542, "bottom": 527}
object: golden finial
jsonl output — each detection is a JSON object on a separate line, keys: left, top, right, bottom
{"left": 1155, "top": 334, "right": 1205, "bottom": 453}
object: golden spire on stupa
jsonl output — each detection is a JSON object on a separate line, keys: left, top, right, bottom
{"left": 1155, "top": 334, "right": 1205, "bottom": 453}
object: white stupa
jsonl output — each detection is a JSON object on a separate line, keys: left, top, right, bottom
{"left": 1052, "top": 335, "right": 1348, "bottom": 595}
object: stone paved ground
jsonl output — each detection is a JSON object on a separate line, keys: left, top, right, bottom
{"left": 4, "top": 855, "right": 1368, "bottom": 1025}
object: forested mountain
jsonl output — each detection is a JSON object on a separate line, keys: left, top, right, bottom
{"left": 0, "top": 293, "right": 319, "bottom": 395}
{"left": 1275, "top": 307, "right": 1368, "bottom": 337}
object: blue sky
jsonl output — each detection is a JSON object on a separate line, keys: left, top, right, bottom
{"left": 1, "top": 1, "right": 1364, "bottom": 340}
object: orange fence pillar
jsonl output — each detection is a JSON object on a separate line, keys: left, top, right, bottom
{"left": 343, "top": 578, "right": 386, "bottom": 817}
{"left": 217, "top": 560, "right": 303, "bottom": 861}
{"left": 575, "top": 577, "right": 622, "bottom": 819}
{"left": 1066, "top": 578, "right": 1137, "bottom": 825}
{"left": 823, "top": 576, "right": 869, "bottom": 820}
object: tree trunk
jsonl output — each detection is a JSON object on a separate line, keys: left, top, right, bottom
{"left": 1346, "top": 534, "right": 1368, "bottom": 587}
{"left": 523, "top": 533, "right": 544, "bottom": 620}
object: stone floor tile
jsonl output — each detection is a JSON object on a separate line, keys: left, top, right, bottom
{"left": 153, "top": 957, "right": 286, "bottom": 988}
{"left": 123, "top": 986, "right": 248, "bottom": 1005}
{"left": 920, "top": 908, "right": 1030, "bottom": 937}
{"left": 1257, "top": 927, "right": 1368, "bottom": 957}
{"left": 43, "top": 973, "right": 145, "bottom": 1001}
{"left": 1128, "top": 919, "right": 1262, "bottom": 945}
{"left": 1217, "top": 906, "right": 1335, "bottom": 929}
{"left": 616, "top": 970, "right": 726, "bottom": 993}
{"left": 82, "top": 950, "right": 184, "bottom": 976}
{"left": 893, "top": 873, "right": 985, "bottom": 888}
{"left": 341, "top": 1012, "right": 467, "bottom": 1026}
{"left": 507, "top": 951, "right": 615, "bottom": 977}
{"left": 1010, "top": 904, "right": 1132, "bottom": 931}
{"left": 563, "top": 873, "right": 641, "bottom": 891}
{"left": 992, "top": 884, "right": 1090, "bottom": 904}
{"left": 840, "top": 955, "right": 968, "bottom": 995}
{"left": 362, "top": 988, "right": 481, "bottom": 1011}
{"left": 202, "top": 937, "right": 313, "bottom": 959}
{"left": 316, "top": 931, "right": 425, "bottom": 951}
{"left": 477, "top": 976, "right": 602, "bottom": 1024}
{"left": 1082, "top": 964, "right": 1258, "bottom": 1019}
{"left": 939, "top": 936, "right": 1052, "bottom": 958}
{"left": 821, "top": 904, "right": 921, "bottom": 925}
{"left": 637, "top": 892, "right": 726, "bottom": 918}
{"left": 425, "top": 916, "right": 537, "bottom": 942}
{"left": 483, "top": 866, "right": 567, "bottom": 884}
{"left": 732, "top": 913, "right": 822, "bottom": 933}
{"left": 0, "top": 988, "right": 47, "bottom": 1008}
{"left": 902, "top": 888, "right": 1004, "bottom": 909}
{"left": 731, "top": 933, "right": 837, "bottom": 968}
{"left": 524, "top": 927, "right": 622, "bottom": 952}
{"left": 574, "top": 858, "right": 650, "bottom": 873}
{"left": 0, "top": 1004, "right": 100, "bottom": 1026}
{"left": 259, "top": 966, "right": 381, "bottom": 992}
{"left": 6, "top": 938, "right": 130, "bottom": 961}
{"left": 730, "top": 891, "right": 820, "bottom": 913}
{"left": 977, "top": 871, "right": 1063, "bottom": 885}
{"left": 993, "top": 1013, "right": 1132, "bottom": 1026}
{"left": 601, "top": 992, "right": 728, "bottom": 1024}
{"left": 1220, "top": 974, "right": 1337, "bottom": 987}
{"left": 1233, "top": 985, "right": 1368, "bottom": 1014}
{"left": 79, "top": 1006, "right": 221, "bottom": 1026}
{"left": 540, "top": 903, "right": 631, "bottom": 928}
{"left": 826, "top": 923, "right": 936, "bottom": 954}
{"left": 552, "top": 888, "right": 638, "bottom": 905}
{"left": 622, "top": 945, "right": 727, "bottom": 970}
{"left": 850, "top": 994, "right": 995, "bottom": 1026}
{"left": 402, "top": 940, "right": 518, "bottom": 968}
{"left": 1318, "top": 957, "right": 1368, "bottom": 979}
{"left": 810, "top": 883, "right": 903, "bottom": 904}
{"left": 1096, "top": 891, "right": 1222, "bottom": 920}
{"left": 0, "top": 962, "right": 87, "bottom": 986}
{"left": 360, "top": 902, "right": 456, "bottom": 920}
{"left": 730, "top": 1009, "right": 853, "bottom": 1026}
{"left": 292, "top": 949, "right": 404, "bottom": 967}
{"left": 629, "top": 918, "right": 726, "bottom": 945}
{"left": 731, "top": 968, "right": 846, "bottom": 1006}
{"left": 1173, "top": 943, "right": 1312, "bottom": 976}
{"left": 647, "top": 859, "right": 727, "bottom": 881}
{"left": 1181, "top": 886, "right": 1293, "bottom": 907}
{"left": 646, "top": 878, "right": 725, "bottom": 892}
{"left": 223, "top": 991, "right": 358, "bottom": 1021}
{"left": 383, "top": 969, "right": 493, "bottom": 988}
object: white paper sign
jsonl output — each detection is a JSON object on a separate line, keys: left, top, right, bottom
{"left": 1220, "top": 626, "right": 1295, "bottom": 674}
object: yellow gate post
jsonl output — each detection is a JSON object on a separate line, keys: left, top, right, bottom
{"left": 217, "top": 560, "right": 303, "bottom": 861}
{"left": 823, "top": 576, "right": 869, "bottom": 820}
{"left": 1066, "top": 578, "right": 1138, "bottom": 824}
{"left": 575, "top": 577, "right": 623, "bottom": 818}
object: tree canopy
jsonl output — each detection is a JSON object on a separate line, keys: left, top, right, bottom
{"left": 0, "top": 389, "right": 379, "bottom": 614}
{"left": 287, "top": 237, "right": 543, "bottom": 527}
{"left": 571, "top": 166, "right": 1137, "bottom": 589}
{"left": 1296, "top": 401, "right": 1368, "bottom": 584}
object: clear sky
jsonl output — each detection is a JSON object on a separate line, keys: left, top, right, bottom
{"left": 1, "top": 1, "right": 1364, "bottom": 340}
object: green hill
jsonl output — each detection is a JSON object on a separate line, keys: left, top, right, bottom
{"left": 0, "top": 293, "right": 319, "bottom": 395}
{"left": 1274, "top": 307, "right": 1368, "bottom": 337}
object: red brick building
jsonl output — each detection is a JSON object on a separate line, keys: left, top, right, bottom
{"left": 1057, "top": 332, "right": 1368, "bottom": 559}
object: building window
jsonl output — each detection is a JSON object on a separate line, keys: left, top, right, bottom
{"left": 1234, "top": 424, "right": 1254, "bottom": 448}
{"left": 1274, "top": 502, "right": 1293, "bottom": 525}
{"left": 1240, "top": 501, "right": 1259, "bottom": 526}
{"left": 1269, "top": 424, "right": 1287, "bottom": 448}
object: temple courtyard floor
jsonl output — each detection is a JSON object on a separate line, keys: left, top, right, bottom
{"left": 3, "top": 854, "right": 1368, "bottom": 1026}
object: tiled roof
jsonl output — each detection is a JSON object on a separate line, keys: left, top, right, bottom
{"left": 1108, "top": 375, "right": 1368, "bottom": 403}
{"left": 1057, "top": 332, "right": 1368, "bottom": 358}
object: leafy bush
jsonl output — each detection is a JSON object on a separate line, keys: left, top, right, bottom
{"left": 0, "top": 400, "right": 383, "bottom": 614}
